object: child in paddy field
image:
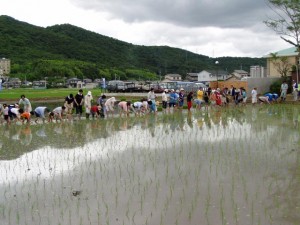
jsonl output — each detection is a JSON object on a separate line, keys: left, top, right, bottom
{"left": 19, "top": 108, "right": 31, "bottom": 124}
{"left": 91, "top": 104, "right": 101, "bottom": 118}
{"left": 251, "top": 87, "right": 258, "bottom": 105}
{"left": 187, "top": 92, "right": 193, "bottom": 111}
{"left": 49, "top": 106, "right": 66, "bottom": 123}
{"left": 216, "top": 89, "right": 222, "bottom": 106}
{"left": 131, "top": 101, "right": 146, "bottom": 116}
{"left": 8, "top": 104, "right": 21, "bottom": 123}
{"left": 3, "top": 104, "right": 9, "bottom": 124}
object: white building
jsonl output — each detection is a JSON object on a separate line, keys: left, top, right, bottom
{"left": 198, "top": 70, "right": 230, "bottom": 83}
{"left": 250, "top": 66, "right": 265, "bottom": 78}
{"left": 164, "top": 74, "right": 182, "bottom": 81}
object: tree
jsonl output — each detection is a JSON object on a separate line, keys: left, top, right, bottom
{"left": 269, "top": 52, "right": 292, "bottom": 77}
{"left": 264, "top": 0, "right": 300, "bottom": 53}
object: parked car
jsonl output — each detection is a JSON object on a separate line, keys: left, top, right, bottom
{"left": 107, "top": 80, "right": 140, "bottom": 92}
{"left": 107, "top": 80, "right": 126, "bottom": 92}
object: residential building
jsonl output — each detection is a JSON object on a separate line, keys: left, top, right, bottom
{"left": 164, "top": 74, "right": 182, "bottom": 81}
{"left": 67, "top": 78, "right": 82, "bottom": 88}
{"left": 250, "top": 66, "right": 265, "bottom": 78}
{"left": 265, "top": 47, "right": 299, "bottom": 77}
{"left": 0, "top": 58, "right": 11, "bottom": 75}
{"left": 232, "top": 70, "right": 249, "bottom": 79}
{"left": 198, "top": 70, "right": 230, "bottom": 83}
{"left": 186, "top": 73, "right": 198, "bottom": 82}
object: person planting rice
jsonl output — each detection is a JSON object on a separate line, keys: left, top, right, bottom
{"left": 49, "top": 106, "right": 66, "bottom": 123}
{"left": 34, "top": 106, "right": 50, "bottom": 123}
{"left": 258, "top": 95, "right": 270, "bottom": 104}
{"left": 104, "top": 97, "right": 116, "bottom": 117}
{"left": 118, "top": 101, "right": 131, "bottom": 117}
{"left": 91, "top": 104, "right": 101, "bottom": 118}
{"left": 64, "top": 94, "right": 74, "bottom": 120}
{"left": 8, "top": 104, "right": 21, "bottom": 124}
{"left": 19, "top": 108, "right": 31, "bottom": 124}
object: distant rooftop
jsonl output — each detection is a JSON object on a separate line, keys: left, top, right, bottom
{"left": 264, "top": 46, "right": 298, "bottom": 58}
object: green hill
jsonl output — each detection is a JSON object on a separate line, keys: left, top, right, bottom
{"left": 0, "top": 15, "right": 265, "bottom": 82}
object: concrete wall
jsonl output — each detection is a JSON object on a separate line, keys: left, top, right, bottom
{"left": 210, "top": 81, "right": 248, "bottom": 91}
{"left": 247, "top": 77, "right": 281, "bottom": 95}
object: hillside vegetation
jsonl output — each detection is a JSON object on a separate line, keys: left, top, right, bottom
{"left": 0, "top": 15, "right": 266, "bottom": 82}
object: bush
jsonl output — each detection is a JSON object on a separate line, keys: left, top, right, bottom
{"left": 269, "top": 77, "right": 292, "bottom": 94}
{"left": 269, "top": 80, "right": 282, "bottom": 94}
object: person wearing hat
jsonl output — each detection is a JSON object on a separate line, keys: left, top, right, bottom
{"left": 169, "top": 89, "right": 178, "bottom": 111}
{"left": 84, "top": 91, "right": 93, "bottom": 119}
{"left": 74, "top": 89, "right": 84, "bottom": 119}
{"left": 178, "top": 88, "right": 185, "bottom": 109}
{"left": 161, "top": 89, "right": 169, "bottom": 113}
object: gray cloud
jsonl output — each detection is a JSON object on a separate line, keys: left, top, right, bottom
{"left": 71, "top": 0, "right": 270, "bottom": 28}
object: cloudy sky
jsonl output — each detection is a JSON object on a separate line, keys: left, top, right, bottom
{"left": 0, "top": 0, "right": 293, "bottom": 57}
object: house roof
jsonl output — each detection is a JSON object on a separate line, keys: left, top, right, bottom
{"left": 165, "top": 74, "right": 181, "bottom": 77}
{"left": 264, "top": 46, "right": 298, "bottom": 58}
{"left": 233, "top": 70, "right": 248, "bottom": 74}
{"left": 186, "top": 73, "right": 198, "bottom": 77}
{"left": 205, "top": 70, "right": 229, "bottom": 75}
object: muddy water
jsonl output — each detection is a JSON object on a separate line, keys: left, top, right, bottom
{"left": 0, "top": 105, "right": 299, "bottom": 225}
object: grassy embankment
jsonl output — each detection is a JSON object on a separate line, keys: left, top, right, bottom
{"left": 0, "top": 88, "right": 145, "bottom": 103}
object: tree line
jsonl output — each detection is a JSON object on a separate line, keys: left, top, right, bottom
{"left": 0, "top": 16, "right": 266, "bottom": 82}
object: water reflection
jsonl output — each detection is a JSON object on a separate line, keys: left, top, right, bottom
{"left": 0, "top": 105, "right": 299, "bottom": 225}
{"left": 0, "top": 105, "right": 298, "bottom": 160}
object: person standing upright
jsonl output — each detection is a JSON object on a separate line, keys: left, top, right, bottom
{"left": 147, "top": 88, "right": 157, "bottom": 113}
{"left": 280, "top": 81, "right": 288, "bottom": 102}
{"left": 19, "top": 95, "right": 32, "bottom": 113}
{"left": 84, "top": 91, "right": 93, "bottom": 119}
{"left": 178, "top": 88, "right": 185, "bottom": 110}
{"left": 161, "top": 89, "right": 169, "bottom": 113}
{"left": 251, "top": 87, "right": 258, "bottom": 105}
{"left": 292, "top": 80, "right": 298, "bottom": 101}
{"left": 74, "top": 89, "right": 84, "bottom": 119}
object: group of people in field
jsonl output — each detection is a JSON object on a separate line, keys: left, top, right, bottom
{"left": 0, "top": 80, "right": 294, "bottom": 125}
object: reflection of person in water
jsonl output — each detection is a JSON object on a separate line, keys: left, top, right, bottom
{"left": 187, "top": 112, "right": 193, "bottom": 128}
{"left": 11, "top": 124, "right": 32, "bottom": 145}
{"left": 19, "top": 125, "right": 32, "bottom": 146}
{"left": 36, "top": 126, "right": 47, "bottom": 138}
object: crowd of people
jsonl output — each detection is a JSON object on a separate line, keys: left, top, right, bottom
{"left": 0, "top": 80, "right": 297, "bottom": 125}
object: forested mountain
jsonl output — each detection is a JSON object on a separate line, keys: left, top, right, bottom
{"left": 0, "top": 15, "right": 266, "bottom": 81}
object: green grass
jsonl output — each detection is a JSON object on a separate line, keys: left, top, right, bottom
{"left": 0, "top": 88, "right": 106, "bottom": 101}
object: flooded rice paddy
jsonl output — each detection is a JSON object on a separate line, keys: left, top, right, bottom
{"left": 0, "top": 105, "right": 299, "bottom": 225}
